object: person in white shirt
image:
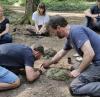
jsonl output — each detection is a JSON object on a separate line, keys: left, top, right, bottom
{"left": 27, "top": 2, "right": 50, "bottom": 36}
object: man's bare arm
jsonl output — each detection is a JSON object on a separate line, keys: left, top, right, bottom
{"left": 78, "top": 40, "right": 95, "bottom": 72}
{"left": 70, "top": 40, "right": 95, "bottom": 77}
{"left": 25, "top": 66, "right": 40, "bottom": 82}
{"left": 50, "top": 49, "right": 68, "bottom": 64}
{"left": 42, "top": 49, "right": 68, "bottom": 68}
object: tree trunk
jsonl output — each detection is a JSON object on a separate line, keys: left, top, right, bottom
{"left": 19, "top": 0, "right": 40, "bottom": 24}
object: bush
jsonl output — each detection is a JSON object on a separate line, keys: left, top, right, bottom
{"left": 46, "top": 68, "right": 70, "bottom": 81}
{"left": 42, "top": 0, "right": 92, "bottom": 11}
{"left": 0, "top": 0, "right": 18, "bottom": 5}
{"left": 0, "top": 0, "right": 25, "bottom": 5}
{"left": 0, "top": 0, "right": 95, "bottom": 11}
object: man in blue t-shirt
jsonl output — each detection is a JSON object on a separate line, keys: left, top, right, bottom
{"left": 0, "top": 43, "right": 44, "bottom": 91}
{"left": 42, "top": 15, "right": 100, "bottom": 97}
{"left": 85, "top": 0, "right": 100, "bottom": 32}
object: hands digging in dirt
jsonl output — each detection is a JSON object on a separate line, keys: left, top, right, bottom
{"left": 40, "top": 60, "right": 52, "bottom": 69}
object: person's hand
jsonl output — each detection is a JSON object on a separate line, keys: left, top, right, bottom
{"left": 41, "top": 60, "right": 51, "bottom": 69}
{"left": 69, "top": 69, "right": 80, "bottom": 78}
{"left": 38, "top": 30, "right": 42, "bottom": 35}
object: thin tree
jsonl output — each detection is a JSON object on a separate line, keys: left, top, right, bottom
{"left": 19, "top": 0, "right": 40, "bottom": 24}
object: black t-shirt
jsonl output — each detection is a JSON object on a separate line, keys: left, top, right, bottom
{"left": 90, "top": 5, "right": 100, "bottom": 21}
{"left": 91, "top": 5, "right": 100, "bottom": 14}
{"left": 0, "top": 18, "right": 9, "bottom": 33}
{"left": 0, "top": 43, "right": 35, "bottom": 68}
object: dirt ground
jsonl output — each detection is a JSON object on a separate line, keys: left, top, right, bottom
{"left": 0, "top": 26, "right": 80, "bottom": 97}
{"left": 0, "top": 6, "right": 89, "bottom": 97}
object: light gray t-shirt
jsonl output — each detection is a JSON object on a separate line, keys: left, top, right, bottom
{"left": 32, "top": 11, "right": 49, "bottom": 26}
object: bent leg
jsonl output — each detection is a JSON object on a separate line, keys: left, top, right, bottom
{"left": 26, "top": 25, "right": 37, "bottom": 35}
{"left": 70, "top": 64, "right": 100, "bottom": 96}
{"left": 0, "top": 33, "right": 12, "bottom": 44}
{"left": 70, "top": 77, "right": 100, "bottom": 96}
{"left": 0, "top": 65, "right": 25, "bottom": 75}
{"left": 40, "top": 31, "right": 50, "bottom": 37}
{"left": 0, "top": 66, "right": 20, "bottom": 91}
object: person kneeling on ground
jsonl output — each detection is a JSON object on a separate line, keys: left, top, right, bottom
{"left": 0, "top": 43, "right": 44, "bottom": 91}
{"left": 0, "top": 6, "right": 12, "bottom": 44}
{"left": 84, "top": 0, "right": 100, "bottom": 32}
{"left": 42, "top": 15, "right": 100, "bottom": 97}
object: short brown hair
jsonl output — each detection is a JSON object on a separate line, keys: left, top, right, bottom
{"left": 48, "top": 15, "right": 68, "bottom": 29}
{"left": 31, "top": 44, "right": 44, "bottom": 55}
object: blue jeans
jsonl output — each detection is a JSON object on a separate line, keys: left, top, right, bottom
{"left": 70, "top": 63, "right": 100, "bottom": 97}
{"left": 0, "top": 33, "right": 12, "bottom": 44}
{"left": 0, "top": 66, "right": 18, "bottom": 84}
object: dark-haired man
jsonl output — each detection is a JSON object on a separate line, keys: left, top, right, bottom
{"left": 0, "top": 43, "right": 44, "bottom": 91}
{"left": 85, "top": 0, "right": 100, "bottom": 32}
{"left": 42, "top": 15, "right": 100, "bottom": 97}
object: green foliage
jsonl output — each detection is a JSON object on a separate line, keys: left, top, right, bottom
{"left": 17, "top": 0, "right": 26, "bottom": 6}
{"left": 0, "top": 0, "right": 25, "bottom": 6}
{"left": 87, "top": 0, "right": 95, "bottom": 1}
{"left": 46, "top": 68, "right": 70, "bottom": 81}
{"left": 0, "top": 0, "right": 17, "bottom": 5}
{"left": 34, "top": 0, "right": 40, "bottom": 6}
{"left": 7, "top": 0, "right": 18, "bottom": 4}
{"left": 0, "top": 0, "right": 95, "bottom": 11}
{"left": 42, "top": 0, "right": 91, "bottom": 11}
